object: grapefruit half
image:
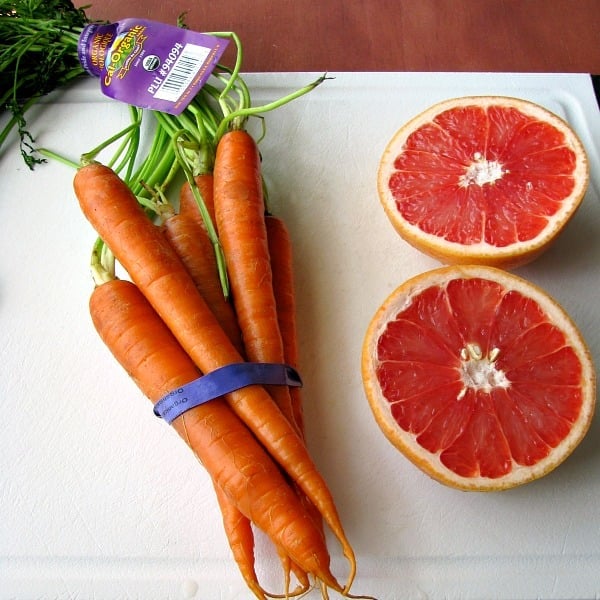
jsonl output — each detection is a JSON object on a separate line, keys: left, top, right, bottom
{"left": 361, "top": 265, "right": 596, "bottom": 491}
{"left": 377, "top": 96, "right": 589, "bottom": 269}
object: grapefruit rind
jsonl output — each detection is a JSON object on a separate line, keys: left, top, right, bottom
{"left": 361, "top": 265, "right": 596, "bottom": 491}
{"left": 377, "top": 96, "right": 590, "bottom": 270}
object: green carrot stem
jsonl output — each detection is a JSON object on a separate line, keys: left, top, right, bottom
{"left": 206, "top": 31, "right": 243, "bottom": 100}
{"left": 215, "top": 73, "right": 331, "bottom": 139}
{"left": 35, "top": 147, "right": 79, "bottom": 169}
{"left": 81, "top": 121, "right": 143, "bottom": 165}
{"left": 90, "top": 237, "right": 115, "bottom": 286}
{"left": 109, "top": 106, "right": 144, "bottom": 178}
{"left": 172, "top": 130, "right": 229, "bottom": 298}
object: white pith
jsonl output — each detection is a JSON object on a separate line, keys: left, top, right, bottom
{"left": 459, "top": 152, "right": 506, "bottom": 187}
{"left": 457, "top": 343, "right": 509, "bottom": 400}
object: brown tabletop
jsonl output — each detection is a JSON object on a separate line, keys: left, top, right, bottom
{"left": 78, "top": 0, "right": 600, "bottom": 74}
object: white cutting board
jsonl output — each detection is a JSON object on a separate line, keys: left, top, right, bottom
{"left": 1, "top": 72, "right": 599, "bottom": 600}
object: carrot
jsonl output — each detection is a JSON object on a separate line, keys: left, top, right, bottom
{"left": 212, "top": 130, "right": 298, "bottom": 434}
{"left": 211, "top": 131, "right": 314, "bottom": 584}
{"left": 264, "top": 213, "right": 337, "bottom": 592}
{"left": 214, "top": 479, "right": 311, "bottom": 599}
{"left": 169, "top": 172, "right": 237, "bottom": 344}
{"left": 266, "top": 214, "right": 305, "bottom": 435}
{"left": 89, "top": 265, "right": 261, "bottom": 596}
{"left": 179, "top": 173, "right": 217, "bottom": 229}
{"left": 164, "top": 185, "right": 312, "bottom": 597}
{"left": 175, "top": 178, "right": 306, "bottom": 436}
{"left": 215, "top": 485, "right": 311, "bottom": 598}
{"left": 163, "top": 180, "right": 261, "bottom": 592}
{"left": 212, "top": 485, "right": 264, "bottom": 598}
{"left": 161, "top": 204, "right": 244, "bottom": 354}
{"left": 74, "top": 161, "right": 355, "bottom": 593}
{"left": 88, "top": 275, "right": 337, "bottom": 593}
{"left": 211, "top": 133, "right": 346, "bottom": 591}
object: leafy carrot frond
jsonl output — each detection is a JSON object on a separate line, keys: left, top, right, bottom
{"left": 0, "top": 0, "right": 92, "bottom": 166}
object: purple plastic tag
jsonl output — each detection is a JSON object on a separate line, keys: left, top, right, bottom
{"left": 153, "top": 363, "right": 303, "bottom": 424}
{"left": 77, "top": 18, "right": 228, "bottom": 114}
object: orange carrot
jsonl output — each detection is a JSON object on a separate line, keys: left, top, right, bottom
{"left": 266, "top": 214, "right": 305, "bottom": 435}
{"left": 212, "top": 130, "right": 298, "bottom": 433}
{"left": 164, "top": 187, "right": 311, "bottom": 597}
{"left": 179, "top": 173, "right": 217, "bottom": 228}
{"left": 212, "top": 134, "right": 335, "bottom": 590}
{"left": 88, "top": 276, "right": 336, "bottom": 592}
{"left": 74, "top": 161, "right": 355, "bottom": 592}
{"left": 161, "top": 206, "right": 244, "bottom": 354}
{"left": 213, "top": 486, "right": 264, "bottom": 598}
{"left": 164, "top": 180, "right": 260, "bottom": 591}
{"left": 265, "top": 211, "right": 330, "bottom": 566}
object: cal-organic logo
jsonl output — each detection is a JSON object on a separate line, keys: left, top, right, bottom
{"left": 104, "top": 24, "right": 148, "bottom": 86}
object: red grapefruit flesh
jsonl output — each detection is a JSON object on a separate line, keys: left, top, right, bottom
{"left": 377, "top": 97, "right": 589, "bottom": 269}
{"left": 362, "top": 265, "right": 596, "bottom": 491}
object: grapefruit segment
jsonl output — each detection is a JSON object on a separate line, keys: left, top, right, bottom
{"left": 361, "top": 265, "right": 596, "bottom": 491}
{"left": 377, "top": 96, "right": 589, "bottom": 268}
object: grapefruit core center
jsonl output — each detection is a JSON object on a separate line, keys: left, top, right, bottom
{"left": 458, "top": 343, "right": 509, "bottom": 400}
{"left": 459, "top": 153, "right": 505, "bottom": 187}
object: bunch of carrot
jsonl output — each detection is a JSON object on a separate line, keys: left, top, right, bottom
{"left": 68, "top": 47, "right": 371, "bottom": 599}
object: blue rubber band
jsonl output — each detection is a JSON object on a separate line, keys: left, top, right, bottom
{"left": 154, "top": 362, "right": 302, "bottom": 424}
